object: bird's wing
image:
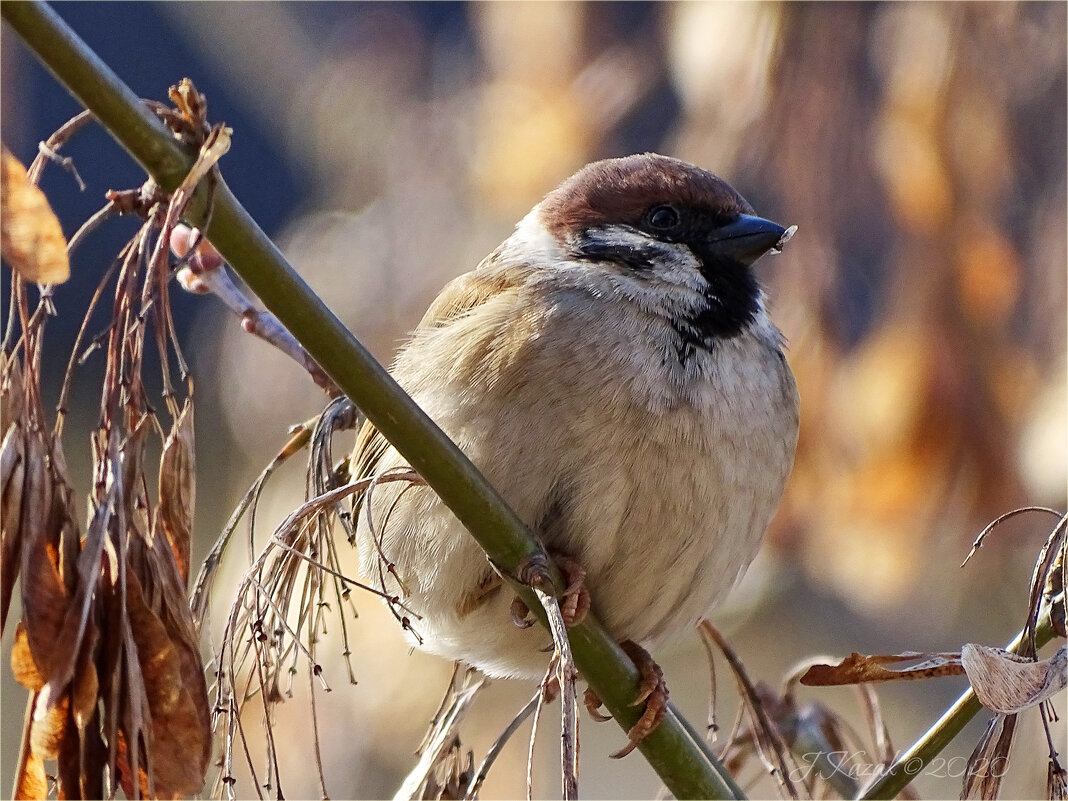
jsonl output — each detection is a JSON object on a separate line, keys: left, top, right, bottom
{"left": 416, "top": 253, "right": 528, "bottom": 329}
{"left": 350, "top": 260, "right": 546, "bottom": 619}
{"left": 349, "top": 257, "right": 530, "bottom": 484}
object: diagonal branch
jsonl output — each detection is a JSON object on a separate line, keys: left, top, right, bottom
{"left": 1, "top": 2, "right": 743, "bottom": 798}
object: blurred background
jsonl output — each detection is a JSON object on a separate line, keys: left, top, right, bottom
{"left": 2, "top": 2, "right": 1065, "bottom": 798}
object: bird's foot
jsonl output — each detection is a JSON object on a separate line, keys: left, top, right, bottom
{"left": 584, "top": 640, "right": 669, "bottom": 759}
{"left": 552, "top": 552, "right": 590, "bottom": 626}
{"left": 509, "top": 549, "right": 591, "bottom": 628}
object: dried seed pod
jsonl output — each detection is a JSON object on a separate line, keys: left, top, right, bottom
{"left": 13, "top": 747, "right": 48, "bottom": 801}
{"left": 56, "top": 714, "right": 82, "bottom": 801}
{"left": 157, "top": 399, "right": 195, "bottom": 583}
{"left": 123, "top": 566, "right": 211, "bottom": 798}
{"left": 10, "top": 622, "right": 44, "bottom": 690}
{"left": 19, "top": 431, "right": 68, "bottom": 685}
{"left": 1, "top": 423, "right": 26, "bottom": 631}
{"left": 961, "top": 713, "right": 1017, "bottom": 800}
{"left": 962, "top": 643, "right": 1068, "bottom": 714}
{"left": 70, "top": 621, "right": 100, "bottom": 730}
{"left": 29, "top": 692, "right": 70, "bottom": 760}
{"left": 1, "top": 354, "right": 24, "bottom": 435}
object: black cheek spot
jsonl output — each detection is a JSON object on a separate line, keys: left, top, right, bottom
{"left": 571, "top": 239, "right": 660, "bottom": 272}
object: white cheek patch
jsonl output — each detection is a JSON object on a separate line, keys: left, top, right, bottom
{"left": 564, "top": 227, "right": 709, "bottom": 313}
{"left": 497, "top": 210, "right": 726, "bottom": 329}
{"left": 503, "top": 208, "right": 567, "bottom": 264}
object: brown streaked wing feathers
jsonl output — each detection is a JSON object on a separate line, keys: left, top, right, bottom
{"left": 416, "top": 253, "right": 526, "bottom": 328}
{"left": 349, "top": 259, "right": 529, "bottom": 488}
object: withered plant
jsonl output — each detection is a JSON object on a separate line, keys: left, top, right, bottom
{"left": 1, "top": 83, "right": 226, "bottom": 799}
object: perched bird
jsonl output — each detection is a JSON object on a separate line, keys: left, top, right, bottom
{"left": 350, "top": 153, "right": 799, "bottom": 754}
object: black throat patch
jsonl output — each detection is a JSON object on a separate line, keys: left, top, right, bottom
{"left": 673, "top": 253, "right": 760, "bottom": 361}
{"left": 570, "top": 231, "right": 762, "bottom": 363}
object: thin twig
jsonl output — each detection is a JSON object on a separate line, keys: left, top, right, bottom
{"left": 36, "top": 140, "right": 86, "bottom": 190}
{"left": 306, "top": 617, "right": 330, "bottom": 800}
{"left": 527, "top": 661, "right": 551, "bottom": 801}
{"left": 533, "top": 585, "right": 579, "bottom": 801}
{"left": 960, "top": 506, "right": 1063, "bottom": 567}
{"left": 393, "top": 668, "right": 485, "bottom": 801}
{"left": 53, "top": 245, "right": 123, "bottom": 438}
{"left": 171, "top": 225, "right": 339, "bottom": 395}
{"left": 66, "top": 198, "right": 118, "bottom": 255}
{"left": 699, "top": 621, "right": 721, "bottom": 743}
{"left": 701, "top": 622, "right": 800, "bottom": 800}
{"left": 464, "top": 690, "right": 542, "bottom": 800}
{"left": 26, "top": 107, "right": 94, "bottom": 184}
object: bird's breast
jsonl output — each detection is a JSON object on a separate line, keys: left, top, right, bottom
{"left": 361, "top": 290, "right": 798, "bottom": 676}
{"left": 456, "top": 300, "right": 799, "bottom": 644}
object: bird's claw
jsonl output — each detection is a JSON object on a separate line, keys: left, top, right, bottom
{"left": 510, "top": 595, "right": 535, "bottom": 628}
{"left": 508, "top": 550, "right": 591, "bottom": 628}
{"left": 553, "top": 552, "right": 590, "bottom": 627}
{"left": 583, "top": 687, "right": 613, "bottom": 722}
{"left": 611, "top": 640, "right": 669, "bottom": 759}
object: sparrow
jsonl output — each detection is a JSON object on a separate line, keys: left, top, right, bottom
{"left": 349, "top": 153, "right": 799, "bottom": 754}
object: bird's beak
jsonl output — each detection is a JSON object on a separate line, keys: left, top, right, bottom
{"left": 709, "top": 214, "right": 796, "bottom": 266}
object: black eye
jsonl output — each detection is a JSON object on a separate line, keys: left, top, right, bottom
{"left": 647, "top": 205, "right": 681, "bottom": 231}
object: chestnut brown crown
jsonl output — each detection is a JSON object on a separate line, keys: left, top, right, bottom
{"left": 538, "top": 153, "right": 756, "bottom": 241}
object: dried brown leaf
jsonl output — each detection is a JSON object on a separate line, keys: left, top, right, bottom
{"left": 14, "top": 748, "right": 48, "bottom": 801}
{"left": 1, "top": 145, "right": 70, "bottom": 284}
{"left": 11, "top": 621, "right": 45, "bottom": 690}
{"left": 961, "top": 643, "right": 1067, "bottom": 714}
{"left": 120, "top": 421, "right": 150, "bottom": 550}
{"left": 126, "top": 566, "right": 182, "bottom": 703}
{"left": 33, "top": 486, "right": 106, "bottom": 715}
{"left": 115, "top": 728, "right": 152, "bottom": 801}
{"left": 23, "top": 437, "right": 102, "bottom": 720}
{"left": 98, "top": 585, "right": 125, "bottom": 795}
{"left": 158, "top": 398, "right": 195, "bottom": 583}
{"left": 49, "top": 446, "right": 81, "bottom": 596}
{"left": 1, "top": 422, "right": 26, "bottom": 632}
{"left": 800, "top": 651, "right": 966, "bottom": 686}
{"left": 117, "top": 581, "right": 157, "bottom": 800}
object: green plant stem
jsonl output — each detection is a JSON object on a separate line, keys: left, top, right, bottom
{"left": 859, "top": 609, "right": 1060, "bottom": 800}
{"left": 2, "top": 2, "right": 744, "bottom": 798}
